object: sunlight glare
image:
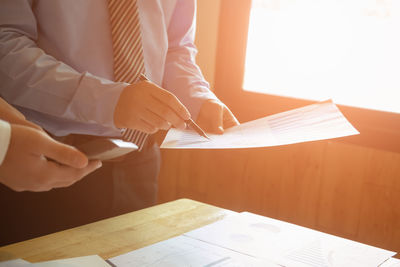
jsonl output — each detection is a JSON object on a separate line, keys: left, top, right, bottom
{"left": 244, "top": 0, "right": 400, "bottom": 113}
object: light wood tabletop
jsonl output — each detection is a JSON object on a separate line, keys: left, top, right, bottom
{"left": 0, "top": 198, "right": 234, "bottom": 263}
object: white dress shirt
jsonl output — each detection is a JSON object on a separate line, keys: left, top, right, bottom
{"left": 0, "top": 0, "right": 218, "bottom": 137}
{"left": 0, "top": 119, "right": 11, "bottom": 165}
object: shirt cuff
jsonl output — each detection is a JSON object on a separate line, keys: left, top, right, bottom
{"left": 0, "top": 120, "right": 11, "bottom": 165}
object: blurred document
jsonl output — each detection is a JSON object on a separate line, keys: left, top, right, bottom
{"left": 0, "top": 256, "right": 110, "bottom": 267}
{"left": 185, "top": 212, "right": 396, "bottom": 267}
{"left": 161, "top": 101, "right": 359, "bottom": 149}
{"left": 32, "top": 255, "right": 110, "bottom": 267}
{"left": 108, "top": 235, "right": 278, "bottom": 267}
{"left": 381, "top": 258, "right": 400, "bottom": 267}
{"left": 0, "top": 259, "right": 30, "bottom": 266}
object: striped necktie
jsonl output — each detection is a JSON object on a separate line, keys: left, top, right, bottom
{"left": 108, "top": 0, "right": 148, "bottom": 150}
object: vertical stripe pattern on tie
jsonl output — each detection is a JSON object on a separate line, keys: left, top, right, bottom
{"left": 108, "top": 0, "right": 148, "bottom": 150}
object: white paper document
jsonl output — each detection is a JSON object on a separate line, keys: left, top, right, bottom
{"left": 0, "top": 259, "right": 30, "bottom": 267}
{"left": 380, "top": 258, "right": 400, "bottom": 267}
{"left": 161, "top": 101, "right": 359, "bottom": 149}
{"left": 0, "top": 256, "right": 110, "bottom": 267}
{"left": 185, "top": 212, "right": 396, "bottom": 267}
{"left": 108, "top": 235, "right": 278, "bottom": 267}
{"left": 31, "top": 255, "right": 110, "bottom": 267}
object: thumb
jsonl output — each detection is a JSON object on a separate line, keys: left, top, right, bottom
{"left": 209, "top": 102, "right": 224, "bottom": 134}
{"left": 37, "top": 133, "right": 89, "bottom": 168}
{"left": 223, "top": 106, "right": 240, "bottom": 129}
{"left": 196, "top": 100, "right": 225, "bottom": 134}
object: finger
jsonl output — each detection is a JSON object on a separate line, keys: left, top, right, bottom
{"left": 148, "top": 85, "right": 191, "bottom": 121}
{"left": 223, "top": 107, "right": 240, "bottom": 129}
{"left": 36, "top": 133, "right": 89, "bottom": 168}
{"left": 146, "top": 98, "right": 187, "bottom": 130}
{"left": 141, "top": 108, "right": 172, "bottom": 130}
{"left": 208, "top": 103, "right": 224, "bottom": 134}
{"left": 125, "top": 117, "right": 158, "bottom": 134}
{"left": 138, "top": 118, "right": 159, "bottom": 134}
{"left": 31, "top": 186, "right": 53, "bottom": 192}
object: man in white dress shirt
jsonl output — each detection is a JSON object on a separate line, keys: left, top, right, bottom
{"left": 0, "top": 0, "right": 239, "bottom": 244}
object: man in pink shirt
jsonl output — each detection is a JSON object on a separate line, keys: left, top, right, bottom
{"left": 0, "top": 0, "right": 239, "bottom": 244}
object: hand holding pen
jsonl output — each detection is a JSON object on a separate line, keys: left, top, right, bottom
{"left": 113, "top": 73, "right": 210, "bottom": 139}
{"left": 139, "top": 74, "right": 210, "bottom": 139}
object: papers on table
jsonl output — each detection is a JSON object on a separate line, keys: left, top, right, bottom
{"left": 0, "top": 259, "right": 30, "bottom": 267}
{"left": 185, "top": 212, "right": 396, "bottom": 267}
{"left": 31, "top": 255, "right": 110, "bottom": 267}
{"left": 0, "top": 256, "right": 110, "bottom": 267}
{"left": 161, "top": 100, "right": 359, "bottom": 149}
{"left": 109, "top": 212, "right": 396, "bottom": 267}
{"left": 381, "top": 257, "right": 400, "bottom": 267}
{"left": 108, "top": 235, "right": 278, "bottom": 267}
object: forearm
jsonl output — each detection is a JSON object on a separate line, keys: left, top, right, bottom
{"left": 0, "top": 29, "right": 126, "bottom": 131}
{"left": 163, "top": 46, "right": 218, "bottom": 119}
{"left": 162, "top": 0, "right": 218, "bottom": 120}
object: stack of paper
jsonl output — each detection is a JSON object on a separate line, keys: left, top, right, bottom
{"left": 185, "top": 212, "right": 396, "bottom": 267}
{"left": 108, "top": 235, "right": 278, "bottom": 267}
{"left": 381, "top": 258, "right": 400, "bottom": 267}
{"left": 108, "top": 212, "right": 396, "bottom": 267}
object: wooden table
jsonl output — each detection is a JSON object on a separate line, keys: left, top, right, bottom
{"left": 0, "top": 199, "right": 234, "bottom": 263}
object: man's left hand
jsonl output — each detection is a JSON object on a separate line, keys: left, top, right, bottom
{"left": 196, "top": 99, "right": 239, "bottom": 134}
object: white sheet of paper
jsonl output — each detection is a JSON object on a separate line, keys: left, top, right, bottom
{"left": 380, "top": 258, "right": 400, "bottom": 267}
{"left": 185, "top": 212, "right": 396, "bottom": 267}
{"left": 161, "top": 101, "right": 359, "bottom": 149}
{"left": 108, "top": 235, "right": 278, "bottom": 267}
{"left": 31, "top": 255, "right": 110, "bottom": 267}
{"left": 0, "top": 259, "right": 31, "bottom": 266}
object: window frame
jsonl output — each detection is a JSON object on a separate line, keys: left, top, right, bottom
{"left": 214, "top": 0, "right": 400, "bottom": 153}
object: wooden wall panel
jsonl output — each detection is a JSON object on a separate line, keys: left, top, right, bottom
{"left": 357, "top": 149, "right": 400, "bottom": 250}
{"left": 158, "top": 139, "right": 400, "bottom": 253}
{"left": 316, "top": 142, "right": 368, "bottom": 239}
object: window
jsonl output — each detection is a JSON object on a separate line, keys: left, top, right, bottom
{"left": 244, "top": 0, "right": 400, "bottom": 113}
{"left": 215, "top": 0, "right": 400, "bottom": 152}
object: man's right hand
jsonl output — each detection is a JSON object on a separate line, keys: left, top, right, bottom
{"left": 0, "top": 124, "right": 102, "bottom": 192}
{"left": 114, "top": 80, "right": 191, "bottom": 134}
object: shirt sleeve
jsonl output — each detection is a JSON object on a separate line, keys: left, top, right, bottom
{"left": 162, "top": 0, "right": 219, "bottom": 120}
{"left": 0, "top": 0, "right": 126, "bottom": 133}
{"left": 0, "top": 120, "right": 11, "bottom": 165}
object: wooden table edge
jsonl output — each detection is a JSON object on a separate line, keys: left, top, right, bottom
{"left": 0, "top": 198, "right": 234, "bottom": 263}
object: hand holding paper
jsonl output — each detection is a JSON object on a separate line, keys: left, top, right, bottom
{"left": 196, "top": 99, "right": 240, "bottom": 134}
